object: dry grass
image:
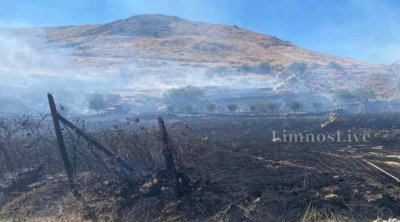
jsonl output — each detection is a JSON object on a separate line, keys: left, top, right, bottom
{"left": 301, "top": 206, "right": 359, "bottom": 222}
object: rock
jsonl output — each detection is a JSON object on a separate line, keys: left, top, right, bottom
{"left": 321, "top": 113, "right": 344, "bottom": 128}
{"left": 161, "top": 186, "right": 174, "bottom": 196}
{"left": 365, "top": 193, "right": 383, "bottom": 203}
{"left": 324, "top": 193, "right": 341, "bottom": 203}
{"left": 373, "top": 218, "right": 399, "bottom": 222}
{"left": 139, "top": 178, "right": 162, "bottom": 196}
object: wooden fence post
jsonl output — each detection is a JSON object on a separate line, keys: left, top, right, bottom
{"left": 47, "top": 93, "right": 75, "bottom": 191}
{"left": 158, "top": 116, "right": 190, "bottom": 197}
{"left": 158, "top": 117, "right": 177, "bottom": 174}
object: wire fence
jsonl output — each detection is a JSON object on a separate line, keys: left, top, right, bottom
{"left": 0, "top": 109, "right": 197, "bottom": 195}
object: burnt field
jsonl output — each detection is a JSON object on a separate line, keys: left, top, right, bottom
{"left": 0, "top": 112, "right": 399, "bottom": 221}
{"left": 183, "top": 113, "right": 400, "bottom": 221}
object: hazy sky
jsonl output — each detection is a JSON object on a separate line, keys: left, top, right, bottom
{"left": 0, "top": 0, "right": 399, "bottom": 64}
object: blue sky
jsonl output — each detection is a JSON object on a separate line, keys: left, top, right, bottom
{"left": 0, "top": 0, "right": 399, "bottom": 64}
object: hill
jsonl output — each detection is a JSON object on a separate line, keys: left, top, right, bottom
{"left": 1, "top": 14, "right": 399, "bottom": 100}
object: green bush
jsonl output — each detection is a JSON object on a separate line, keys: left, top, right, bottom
{"left": 163, "top": 85, "right": 204, "bottom": 105}
{"left": 257, "top": 62, "right": 272, "bottom": 74}
{"left": 286, "top": 101, "right": 301, "bottom": 112}
{"left": 105, "top": 94, "right": 121, "bottom": 105}
{"left": 227, "top": 104, "right": 238, "bottom": 112}
{"left": 248, "top": 100, "right": 276, "bottom": 112}
{"left": 238, "top": 62, "right": 272, "bottom": 74}
{"left": 88, "top": 93, "right": 107, "bottom": 114}
{"left": 288, "top": 62, "right": 307, "bottom": 74}
{"left": 249, "top": 104, "right": 257, "bottom": 112}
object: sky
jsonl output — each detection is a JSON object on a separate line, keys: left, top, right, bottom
{"left": 0, "top": 0, "right": 400, "bottom": 64}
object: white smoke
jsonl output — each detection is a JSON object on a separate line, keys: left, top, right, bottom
{"left": 0, "top": 27, "right": 280, "bottom": 114}
{"left": 0, "top": 31, "right": 130, "bottom": 114}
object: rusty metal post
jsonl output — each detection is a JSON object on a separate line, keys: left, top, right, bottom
{"left": 47, "top": 93, "right": 75, "bottom": 190}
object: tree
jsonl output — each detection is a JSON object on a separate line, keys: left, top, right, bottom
{"left": 239, "top": 64, "right": 253, "bottom": 73}
{"left": 257, "top": 62, "right": 272, "bottom": 74}
{"left": 227, "top": 104, "right": 238, "bottom": 112}
{"left": 286, "top": 101, "right": 300, "bottom": 112}
{"left": 206, "top": 104, "right": 217, "bottom": 113}
{"left": 163, "top": 86, "right": 204, "bottom": 105}
{"left": 248, "top": 100, "right": 276, "bottom": 112}
{"left": 88, "top": 93, "right": 107, "bottom": 114}
{"left": 249, "top": 104, "right": 257, "bottom": 112}
{"left": 239, "top": 62, "right": 272, "bottom": 74}
{"left": 289, "top": 62, "right": 307, "bottom": 75}
{"left": 106, "top": 94, "right": 121, "bottom": 105}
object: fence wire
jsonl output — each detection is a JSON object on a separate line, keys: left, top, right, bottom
{"left": 0, "top": 114, "right": 198, "bottom": 194}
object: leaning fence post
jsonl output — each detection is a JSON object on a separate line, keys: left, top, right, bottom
{"left": 47, "top": 93, "right": 75, "bottom": 191}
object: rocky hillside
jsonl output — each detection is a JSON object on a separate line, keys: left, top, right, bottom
{"left": 2, "top": 14, "right": 399, "bottom": 100}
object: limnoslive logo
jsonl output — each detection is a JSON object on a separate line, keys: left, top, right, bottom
{"left": 272, "top": 130, "right": 371, "bottom": 143}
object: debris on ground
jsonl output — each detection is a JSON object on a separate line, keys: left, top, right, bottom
{"left": 321, "top": 112, "right": 345, "bottom": 128}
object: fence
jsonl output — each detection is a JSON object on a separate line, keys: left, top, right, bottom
{"left": 0, "top": 93, "right": 192, "bottom": 199}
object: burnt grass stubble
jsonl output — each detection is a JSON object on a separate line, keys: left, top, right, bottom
{"left": 0, "top": 113, "right": 399, "bottom": 221}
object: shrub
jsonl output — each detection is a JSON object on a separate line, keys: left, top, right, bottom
{"left": 248, "top": 100, "right": 276, "bottom": 112}
{"left": 88, "top": 93, "right": 107, "bottom": 114}
{"left": 249, "top": 104, "right": 257, "bottom": 112}
{"left": 227, "top": 104, "right": 238, "bottom": 112}
{"left": 257, "top": 62, "right": 272, "bottom": 74}
{"left": 238, "top": 62, "right": 272, "bottom": 74}
{"left": 239, "top": 64, "right": 253, "bottom": 73}
{"left": 163, "top": 86, "right": 204, "bottom": 105}
{"left": 289, "top": 62, "right": 307, "bottom": 74}
{"left": 206, "top": 104, "right": 217, "bottom": 113}
{"left": 286, "top": 101, "right": 301, "bottom": 112}
{"left": 106, "top": 94, "right": 122, "bottom": 105}
{"left": 328, "top": 62, "right": 344, "bottom": 71}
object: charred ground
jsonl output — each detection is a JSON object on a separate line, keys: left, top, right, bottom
{"left": 0, "top": 112, "right": 399, "bottom": 221}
